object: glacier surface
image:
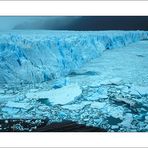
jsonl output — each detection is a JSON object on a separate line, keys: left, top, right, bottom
{"left": 0, "top": 30, "right": 147, "bottom": 85}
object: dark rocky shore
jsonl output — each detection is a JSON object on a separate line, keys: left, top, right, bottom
{"left": 0, "top": 119, "right": 106, "bottom": 132}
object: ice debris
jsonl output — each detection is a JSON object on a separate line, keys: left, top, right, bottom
{"left": 5, "top": 101, "right": 31, "bottom": 110}
{"left": 100, "top": 78, "right": 123, "bottom": 85}
{"left": 62, "top": 101, "right": 91, "bottom": 110}
{"left": 131, "top": 86, "right": 148, "bottom": 95}
{"left": 120, "top": 113, "right": 133, "bottom": 128}
{"left": 26, "top": 83, "right": 82, "bottom": 105}
{"left": 91, "top": 102, "right": 106, "bottom": 109}
{"left": 0, "top": 89, "right": 5, "bottom": 94}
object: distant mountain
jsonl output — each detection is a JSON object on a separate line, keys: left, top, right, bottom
{"left": 13, "top": 16, "right": 148, "bottom": 31}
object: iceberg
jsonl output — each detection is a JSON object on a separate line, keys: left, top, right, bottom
{"left": 26, "top": 83, "right": 82, "bottom": 105}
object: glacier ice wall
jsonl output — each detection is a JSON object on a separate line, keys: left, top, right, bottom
{"left": 0, "top": 30, "right": 147, "bottom": 85}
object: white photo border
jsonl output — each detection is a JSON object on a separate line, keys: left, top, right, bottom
{"left": 0, "top": 1, "right": 148, "bottom": 147}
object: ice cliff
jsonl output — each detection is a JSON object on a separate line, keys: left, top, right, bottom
{"left": 0, "top": 30, "right": 147, "bottom": 85}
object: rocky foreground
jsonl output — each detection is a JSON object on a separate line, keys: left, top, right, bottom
{"left": 0, "top": 119, "right": 106, "bottom": 132}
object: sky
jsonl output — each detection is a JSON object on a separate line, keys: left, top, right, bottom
{"left": 0, "top": 16, "right": 148, "bottom": 31}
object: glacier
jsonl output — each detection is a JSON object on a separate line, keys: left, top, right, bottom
{"left": 0, "top": 30, "right": 148, "bottom": 132}
{"left": 0, "top": 30, "right": 147, "bottom": 85}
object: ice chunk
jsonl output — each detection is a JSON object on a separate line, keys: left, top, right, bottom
{"left": 87, "top": 92, "right": 108, "bottom": 101}
{"left": 120, "top": 113, "right": 133, "bottom": 128}
{"left": 62, "top": 101, "right": 91, "bottom": 110}
{"left": 87, "top": 93, "right": 100, "bottom": 101}
{"left": 0, "top": 94, "right": 16, "bottom": 103}
{"left": 108, "top": 107, "right": 124, "bottom": 119}
{"left": 26, "top": 84, "right": 82, "bottom": 105}
{"left": 130, "top": 89, "right": 140, "bottom": 96}
{"left": 86, "top": 86, "right": 108, "bottom": 101}
{"left": 0, "top": 89, "right": 5, "bottom": 94}
{"left": 52, "top": 77, "right": 70, "bottom": 89}
{"left": 5, "top": 101, "right": 31, "bottom": 110}
{"left": 145, "top": 116, "right": 148, "bottom": 122}
{"left": 29, "top": 89, "right": 39, "bottom": 93}
{"left": 101, "top": 106, "right": 124, "bottom": 120}
{"left": 1, "top": 107, "right": 20, "bottom": 116}
{"left": 0, "top": 94, "right": 15, "bottom": 99}
{"left": 131, "top": 86, "right": 148, "bottom": 95}
{"left": 91, "top": 102, "right": 106, "bottom": 109}
{"left": 113, "top": 97, "right": 137, "bottom": 107}
{"left": 100, "top": 78, "right": 122, "bottom": 85}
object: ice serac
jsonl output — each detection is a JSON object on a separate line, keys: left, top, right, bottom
{"left": 0, "top": 30, "right": 147, "bottom": 84}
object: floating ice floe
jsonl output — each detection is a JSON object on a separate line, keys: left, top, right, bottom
{"left": 5, "top": 101, "right": 31, "bottom": 110}
{"left": 107, "top": 106, "right": 124, "bottom": 119}
{"left": 62, "top": 101, "right": 91, "bottom": 110}
{"left": 0, "top": 94, "right": 16, "bottom": 103}
{"left": 29, "top": 89, "right": 39, "bottom": 93}
{"left": 86, "top": 93, "right": 100, "bottom": 101}
{"left": 91, "top": 102, "right": 106, "bottom": 109}
{"left": 0, "top": 89, "right": 5, "bottom": 94}
{"left": 145, "top": 116, "right": 148, "bottom": 122}
{"left": 100, "top": 78, "right": 123, "bottom": 85}
{"left": 26, "top": 83, "right": 82, "bottom": 105}
{"left": 86, "top": 86, "right": 108, "bottom": 101}
{"left": 91, "top": 102, "right": 124, "bottom": 120}
{"left": 131, "top": 86, "right": 148, "bottom": 95}
{"left": 1, "top": 107, "right": 20, "bottom": 116}
{"left": 120, "top": 113, "right": 133, "bottom": 128}
{"left": 113, "top": 97, "right": 137, "bottom": 107}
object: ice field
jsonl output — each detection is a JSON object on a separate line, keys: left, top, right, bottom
{"left": 0, "top": 30, "right": 148, "bottom": 131}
